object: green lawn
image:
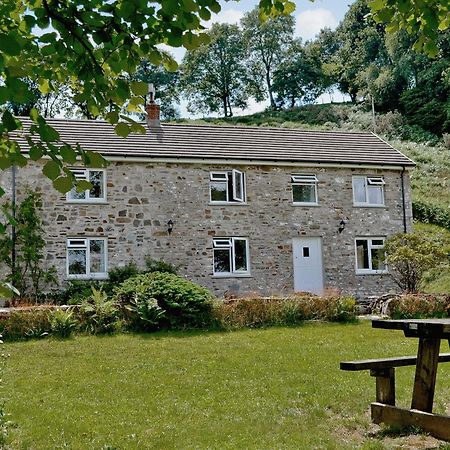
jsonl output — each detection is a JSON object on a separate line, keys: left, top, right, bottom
{"left": 4, "top": 322, "right": 450, "bottom": 449}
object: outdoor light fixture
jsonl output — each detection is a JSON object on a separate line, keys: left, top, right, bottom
{"left": 167, "top": 219, "right": 174, "bottom": 235}
{"left": 338, "top": 219, "right": 346, "bottom": 234}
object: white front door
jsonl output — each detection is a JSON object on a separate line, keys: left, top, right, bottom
{"left": 293, "top": 237, "right": 324, "bottom": 295}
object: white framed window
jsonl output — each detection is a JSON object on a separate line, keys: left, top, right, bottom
{"left": 67, "top": 238, "right": 108, "bottom": 279}
{"left": 210, "top": 170, "right": 246, "bottom": 204}
{"left": 355, "top": 237, "right": 387, "bottom": 274}
{"left": 352, "top": 176, "right": 385, "bottom": 206}
{"left": 66, "top": 169, "right": 106, "bottom": 202}
{"left": 291, "top": 174, "right": 318, "bottom": 204}
{"left": 213, "top": 237, "right": 250, "bottom": 276}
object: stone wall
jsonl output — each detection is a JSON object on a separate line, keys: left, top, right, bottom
{"left": 1, "top": 160, "right": 413, "bottom": 299}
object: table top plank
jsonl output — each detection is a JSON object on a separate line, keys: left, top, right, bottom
{"left": 372, "top": 319, "right": 450, "bottom": 338}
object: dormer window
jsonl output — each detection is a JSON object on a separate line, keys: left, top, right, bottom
{"left": 291, "top": 174, "right": 318, "bottom": 205}
{"left": 210, "top": 170, "right": 246, "bottom": 204}
{"left": 352, "top": 176, "right": 384, "bottom": 206}
{"left": 66, "top": 169, "right": 106, "bottom": 203}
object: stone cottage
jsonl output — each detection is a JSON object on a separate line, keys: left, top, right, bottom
{"left": 6, "top": 110, "right": 415, "bottom": 299}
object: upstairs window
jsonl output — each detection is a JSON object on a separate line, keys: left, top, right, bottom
{"left": 210, "top": 170, "right": 246, "bottom": 203}
{"left": 213, "top": 237, "right": 249, "bottom": 276}
{"left": 67, "top": 169, "right": 106, "bottom": 202}
{"left": 67, "top": 238, "right": 107, "bottom": 279}
{"left": 291, "top": 174, "right": 318, "bottom": 204}
{"left": 352, "top": 176, "right": 384, "bottom": 206}
{"left": 355, "top": 238, "right": 387, "bottom": 274}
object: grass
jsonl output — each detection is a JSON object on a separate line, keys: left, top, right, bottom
{"left": 3, "top": 322, "right": 450, "bottom": 449}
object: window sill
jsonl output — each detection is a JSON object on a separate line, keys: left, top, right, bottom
{"left": 353, "top": 204, "right": 386, "bottom": 208}
{"left": 292, "top": 202, "right": 320, "bottom": 207}
{"left": 213, "top": 273, "right": 252, "bottom": 278}
{"left": 209, "top": 202, "right": 248, "bottom": 206}
{"left": 355, "top": 270, "right": 388, "bottom": 276}
{"left": 66, "top": 200, "right": 108, "bottom": 205}
{"left": 67, "top": 274, "right": 109, "bottom": 280}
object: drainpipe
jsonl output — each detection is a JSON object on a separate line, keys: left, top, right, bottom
{"left": 400, "top": 167, "right": 407, "bottom": 234}
{"left": 11, "top": 165, "right": 16, "bottom": 286}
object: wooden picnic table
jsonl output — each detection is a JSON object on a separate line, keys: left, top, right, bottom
{"left": 341, "top": 318, "right": 450, "bottom": 441}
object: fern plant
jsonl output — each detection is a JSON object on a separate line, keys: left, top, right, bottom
{"left": 80, "top": 287, "right": 119, "bottom": 334}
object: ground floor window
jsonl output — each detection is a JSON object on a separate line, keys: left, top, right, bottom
{"left": 213, "top": 237, "right": 249, "bottom": 276}
{"left": 67, "top": 238, "right": 108, "bottom": 279}
{"left": 355, "top": 237, "right": 386, "bottom": 274}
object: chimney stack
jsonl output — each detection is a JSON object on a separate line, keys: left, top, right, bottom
{"left": 146, "top": 83, "right": 161, "bottom": 128}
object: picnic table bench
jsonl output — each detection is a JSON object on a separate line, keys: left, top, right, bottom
{"left": 340, "top": 318, "right": 450, "bottom": 441}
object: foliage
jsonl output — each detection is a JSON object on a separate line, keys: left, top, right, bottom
{"left": 114, "top": 272, "right": 213, "bottom": 328}
{"left": 144, "top": 257, "right": 178, "bottom": 274}
{"left": 0, "top": 191, "right": 57, "bottom": 300}
{"left": 49, "top": 280, "right": 104, "bottom": 305}
{"left": 387, "top": 294, "right": 450, "bottom": 319}
{"left": 384, "top": 233, "right": 449, "bottom": 293}
{"left": 0, "top": 310, "right": 52, "bottom": 341}
{"left": 125, "top": 297, "right": 165, "bottom": 331}
{"left": 241, "top": 7, "right": 295, "bottom": 109}
{"left": 212, "top": 295, "right": 357, "bottom": 330}
{"left": 369, "top": 0, "right": 450, "bottom": 57}
{"left": 182, "top": 23, "right": 251, "bottom": 118}
{"left": 413, "top": 200, "right": 450, "bottom": 230}
{"left": 79, "top": 287, "right": 120, "bottom": 334}
{"left": 50, "top": 308, "right": 77, "bottom": 338}
{"left": 104, "top": 262, "right": 140, "bottom": 292}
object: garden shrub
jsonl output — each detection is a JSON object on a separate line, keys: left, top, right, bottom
{"left": 144, "top": 257, "right": 178, "bottom": 274}
{"left": 212, "top": 295, "right": 357, "bottom": 330}
{"left": 0, "top": 310, "right": 52, "bottom": 341}
{"left": 115, "top": 272, "right": 213, "bottom": 329}
{"left": 50, "top": 308, "right": 77, "bottom": 338}
{"left": 104, "top": 263, "right": 140, "bottom": 294}
{"left": 387, "top": 294, "right": 450, "bottom": 319}
{"left": 78, "top": 287, "right": 121, "bottom": 334}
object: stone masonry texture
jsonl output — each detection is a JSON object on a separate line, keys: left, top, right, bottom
{"left": 1, "top": 160, "right": 413, "bottom": 299}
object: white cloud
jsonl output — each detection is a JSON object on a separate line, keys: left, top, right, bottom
{"left": 207, "top": 8, "right": 244, "bottom": 26}
{"left": 295, "top": 8, "right": 338, "bottom": 41}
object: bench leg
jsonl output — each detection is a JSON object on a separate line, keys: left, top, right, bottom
{"left": 411, "top": 338, "right": 441, "bottom": 412}
{"left": 370, "top": 368, "right": 395, "bottom": 406}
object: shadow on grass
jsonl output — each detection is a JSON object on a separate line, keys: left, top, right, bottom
{"left": 369, "top": 424, "right": 427, "bottom": 439}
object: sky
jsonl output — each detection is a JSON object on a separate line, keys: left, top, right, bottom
{"left": 165, "top": 0, "right": 354, "bottom": 117}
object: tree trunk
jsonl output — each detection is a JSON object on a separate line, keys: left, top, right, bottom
{"left": 227, "top": 97, "right": 233, "bottom": 117}
{"left": 266, "top": 70, "right": 276, "bottom": 109}
{"left": 223, "top": 95, "right": 228, "bottom": 118}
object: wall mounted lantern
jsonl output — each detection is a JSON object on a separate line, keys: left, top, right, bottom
{"left": 167, "top": 219, "right": 174, "bottom": 235}
{"left": 338, "top": 219, "right": 347, "bottom": 234}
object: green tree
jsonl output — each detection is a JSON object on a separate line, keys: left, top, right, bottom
{"left": 384, "top": 233, "right": 449, "bottom": 293}
{"left": 272, "top": 39, "right": 324, "bottom": 108}
{"left": 333, "top": 0, "right": 389, "bottom": 103}
{"left": 181, "top": 23, "right": 250, "bottom": 118}
{"left": 241, "top": 7, "right": 295, "bottom": 109}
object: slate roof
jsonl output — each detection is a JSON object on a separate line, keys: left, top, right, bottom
{"left": 14, "top": 117, "right": 415, "bottom": 167}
